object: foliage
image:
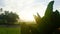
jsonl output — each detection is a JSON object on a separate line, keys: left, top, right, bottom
{"left": 21, "top": 1, "right": 60, "bottom": 34}
{"left": 0, "top": 9, "right": 19, "bottom": 25}
{"left": 0, "top": 0, "right": 59, "bottom": 34}
{"left": 33, "top": 12, "right": 41, "bottom": 24}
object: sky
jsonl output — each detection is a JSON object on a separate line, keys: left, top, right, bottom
{"left": 0, "top": 0, "right": 60, "bottom": 21}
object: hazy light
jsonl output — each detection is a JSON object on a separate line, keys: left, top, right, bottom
{"left": 2, "top": 0, "right": 53, "bottom": 21}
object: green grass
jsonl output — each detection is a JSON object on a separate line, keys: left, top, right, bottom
{"left": 0, "top": 26, "right": 21, "bottom": 34}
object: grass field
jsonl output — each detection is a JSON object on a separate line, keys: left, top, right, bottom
{"left": 0, "top": 26, "right": 21, "bottom": 34}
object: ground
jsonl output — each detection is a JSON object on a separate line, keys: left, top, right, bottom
{"left": 0, "top": 25, "right": 21, "bottom": 34}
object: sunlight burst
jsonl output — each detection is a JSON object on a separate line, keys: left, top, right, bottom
{"left": 3, "top": 0, "right": 47, "bottom": 21}
{"left": 19, "top": 11, "right": 35, "bottom": 21}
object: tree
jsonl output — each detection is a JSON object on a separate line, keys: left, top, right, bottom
{"left": 0, "top": 9, "right": 19, "bottom": 25}
{"left": 0, "top": 13, "right": 5, "bottom": 24}
{"left": 4, "top": 11, "right": 19, "bottom": 25}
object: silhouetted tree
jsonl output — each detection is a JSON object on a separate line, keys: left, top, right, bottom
{"left": 0, "top": 9, "right": 19, "bottom": 25}
{"left": 0, "top": 8, "right": 3, "bottom": 12}
{"left": 4, "top": 11, "right": 19, "bottom": 25}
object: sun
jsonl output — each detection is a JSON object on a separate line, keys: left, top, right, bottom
{"left": 3, "top": 0, "right": 46, "bottom": 22}
{"left": 18, "top": 5, "right": 45, "bottom": 22}
{"left": 19, "top": 11, "right": 35, "bottom": 22}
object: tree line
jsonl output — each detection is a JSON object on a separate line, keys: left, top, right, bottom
{"left": 0, "top": 8, "right": 19, "bottom": 25}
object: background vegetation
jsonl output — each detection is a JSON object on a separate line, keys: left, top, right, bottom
{"left": 0, "top": 0, "right": 60, "bottom": 34}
